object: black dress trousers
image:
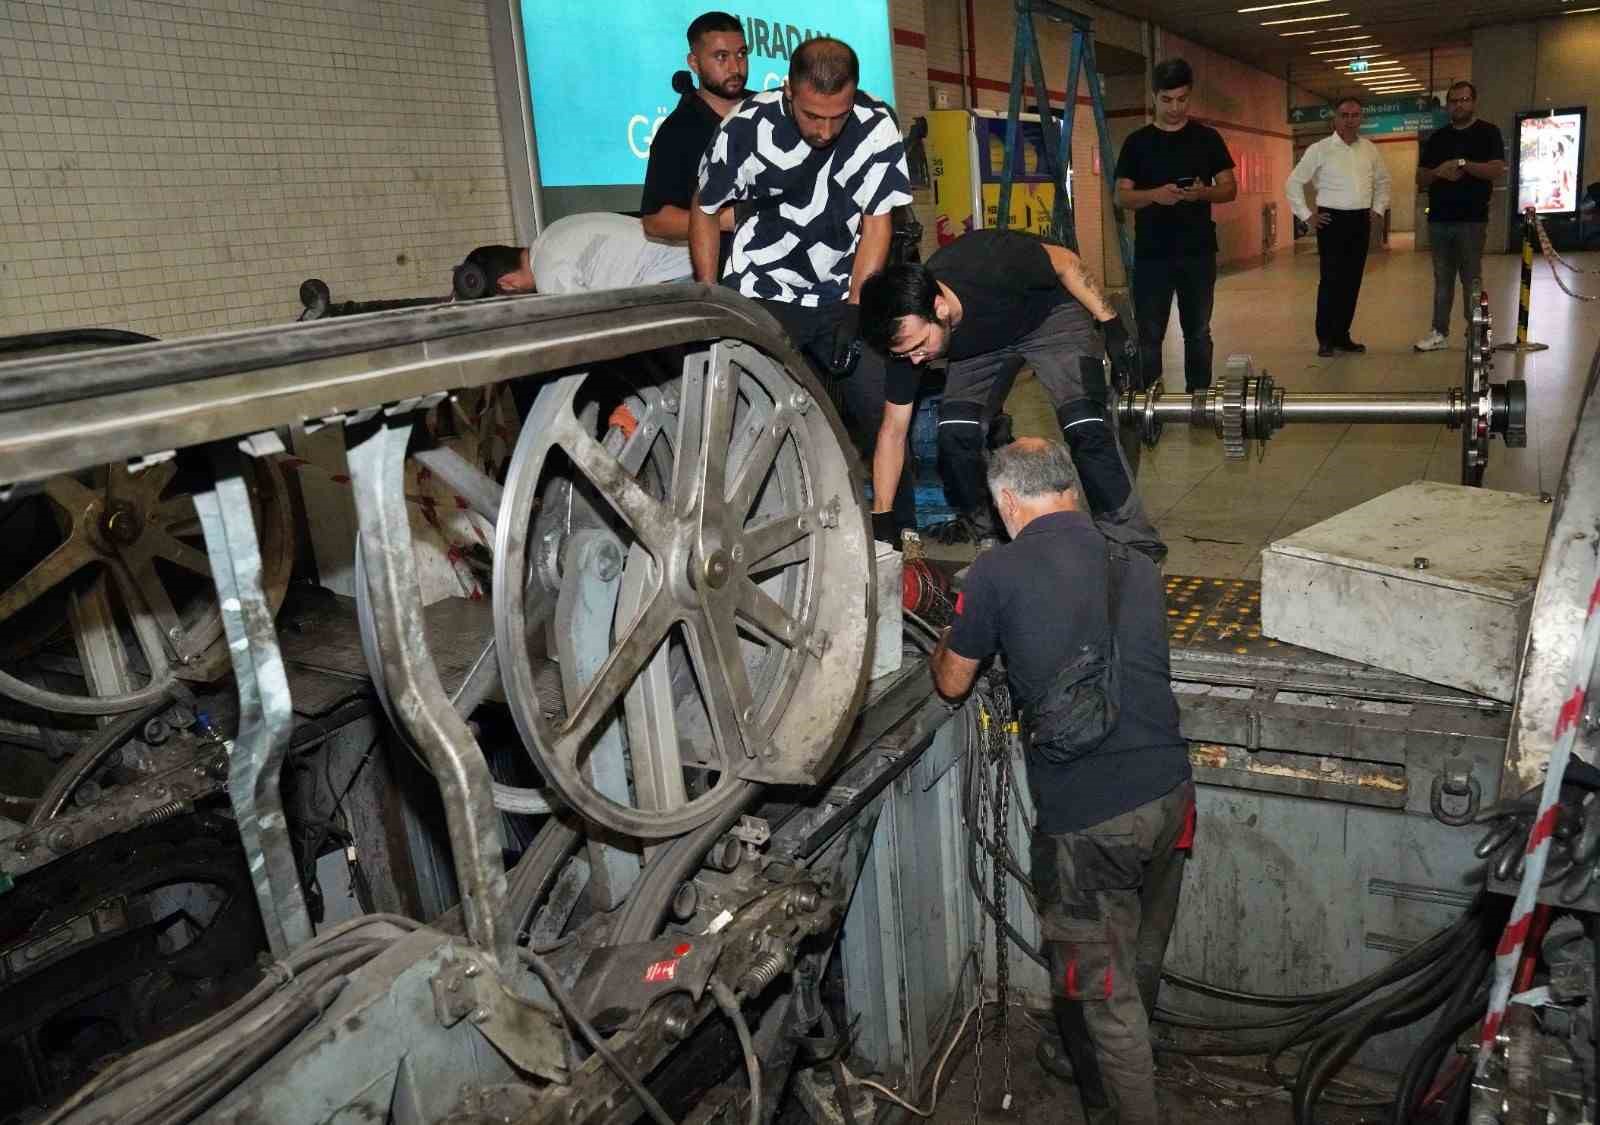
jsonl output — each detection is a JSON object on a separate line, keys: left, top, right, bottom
{"left": 1314, "top": 208, "right": 1371, "bottom": 347}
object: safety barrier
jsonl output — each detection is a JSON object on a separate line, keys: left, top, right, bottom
{"left": 1496, "top": 207, "right": 1598, "bottom": 354}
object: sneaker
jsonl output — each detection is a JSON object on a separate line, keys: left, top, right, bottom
{"left": 1413, "top": 330, "right": 1448, "bottom": 352}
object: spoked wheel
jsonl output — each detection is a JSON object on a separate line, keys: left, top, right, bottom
{"left": 0, "top": 457, "right": 294, "bottom": 717}
{"left": 493, "top": 341, "right": 873, "bottom": 839}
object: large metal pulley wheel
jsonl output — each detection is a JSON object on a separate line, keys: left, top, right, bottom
{"left": 0, "top": 457, "right": 294, "bottom": 716}
{"left": 494, "top": 341, "right": 873, "bottom": 839}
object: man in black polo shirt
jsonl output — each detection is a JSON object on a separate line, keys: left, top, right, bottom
{"left": 1113, "top": 58, "right": 1235, "bottom": 393}
{"left": 640, "top": 12, "right": 749, "bottom": 250}
{"left": 930, "top": 437, "right": 1193, "bottom": 1125}
{"left": 858, "top": 229, "right": 1162, "bottom": 561}
{"left": 1413, "top": 82, "right": 1506, "bottom": 352}
{"left": 691, "top": 36, "right": 917, "bottom": 533}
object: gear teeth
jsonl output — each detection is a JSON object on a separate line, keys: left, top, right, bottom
{"left": 1220, "top": 371, "right": 1247, "bottom": 461}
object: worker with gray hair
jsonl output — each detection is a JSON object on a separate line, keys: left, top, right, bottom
{"left": 928, "top": 436, "right": 1193, "bottom": 1125}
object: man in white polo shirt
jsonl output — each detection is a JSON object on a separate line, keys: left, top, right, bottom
{"left": 1285, "top": 97, "right": 1391, "bottom": 358}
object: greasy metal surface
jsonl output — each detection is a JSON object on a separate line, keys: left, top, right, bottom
{"left": 1505, "top": 340, "right": 1600, "bottom": 790}
{"left": 346, "top": 414, "right": 515, "bottom": 972}
{"left": 209, "top": 930, "right": 518, "bottom": 1124}
{"left": 1165, "top": 574, "right": 1509, "bottom": 818}
{"left": 0, "top": 285, "right": 808, "bottom": 486}
{"left": 194, "top": 445, "right": 313, "bottom": 955}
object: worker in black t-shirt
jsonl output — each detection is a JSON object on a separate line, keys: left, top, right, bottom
{"left": 1413, "top": 82, "right": 1506, "bottom": 352}
{"left": 639, "top": 12, "right": 748, "bottom": 252}
{"left": 929, "top": 437, "right": 1193, "bottom": 1125}
{"left": 858, "top": 229, "right": 1164, "bottom": 562}
{"left": 1113, "top": 58, "right": 1236, "bottom": 393}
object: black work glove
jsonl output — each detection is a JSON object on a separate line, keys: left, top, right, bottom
{"left": 828, "top": 303, "right": 863, "bottom": 377}
{"left": 871, "top": 511, "right": 899, "bottom": 546}
{"left": 1098, "top": 315, "right": 1139, "bottom": 389}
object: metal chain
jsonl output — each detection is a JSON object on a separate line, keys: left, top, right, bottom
{"left": 1530, "top": 213, "right": 1599, "bottom": 301}
{"left": 992, "top": 700, "right": 1014, "bottom": 1110}
{"left": 969, "top": 701, "right": 990, "bottom": 1125}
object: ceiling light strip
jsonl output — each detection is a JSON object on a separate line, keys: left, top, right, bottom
{"left": 1238, "top": 0, "right": 1330, "bottom": 10}
{"left": 1308, "top": 45, "right": 1380, "bottom": 54}
{"left": 1280, "top": 23, "right": 1361, "bottom": 34}
{"left": 1259, "top": 11, "right": 1350, "bottom": 24}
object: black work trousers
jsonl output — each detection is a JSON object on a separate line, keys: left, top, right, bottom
{"left": 1314, "top": 208, "right": 1371, "bottom": 347}
{"left": 758, "top": 298, "right": 916, "bottom": 532}
{"left": 1131, "top": 254, "right": 1217, "bottom": 392}
{"left": 1032, "top": 779, "right": 1195, "bottom": 1125}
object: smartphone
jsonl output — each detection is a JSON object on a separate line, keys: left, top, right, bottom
{"left": 1175, "top": 176, "right": 1198, "bottom": 189}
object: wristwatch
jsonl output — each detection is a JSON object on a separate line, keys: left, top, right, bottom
{"left": 1457, "top": 158, "right": 1467, "bottom": 169}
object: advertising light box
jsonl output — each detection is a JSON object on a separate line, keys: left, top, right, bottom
{"left": 521, "top": 2, "right": 895, "bottom": 189}
{"left": 1515, "top": 108, "right": 1587, "bottom": 216}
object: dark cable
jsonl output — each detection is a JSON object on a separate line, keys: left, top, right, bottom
{"left": 518, "top": 948, "right": 678, "bottom": 1125}
{"left": 710, "top": 978, "right": 761, "bottom": 1125}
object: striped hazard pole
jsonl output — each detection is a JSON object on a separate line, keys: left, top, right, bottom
{"left": 1476, "top": 558, "right": 1600, "bottom": 1073}
{"left": 1495, "top": 207, "right": 1549, "bottom": 353}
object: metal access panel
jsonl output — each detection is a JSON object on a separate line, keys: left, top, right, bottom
{"left": 1262, "top": 481, "right": 1551, "bottom": 702}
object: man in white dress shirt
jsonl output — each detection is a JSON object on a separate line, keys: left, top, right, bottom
{"left": 1285, "top": 98, "right": 1392, "bottom": 357}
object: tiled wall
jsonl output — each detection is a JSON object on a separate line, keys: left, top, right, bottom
{"left": 0, "top": 0, "right": 513, "bottom": 340}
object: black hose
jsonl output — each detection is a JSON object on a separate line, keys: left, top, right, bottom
{"left": 1388, "top": 987, "right": 1485, "bottom": 1125}
{"left": 710, "top": 978, "right": 761, "bottom": 1125}
{"left": 520, "top": 948, "right": 678, "bottom": 1125}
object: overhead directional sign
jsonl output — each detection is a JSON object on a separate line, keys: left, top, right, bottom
{"left": 1289, "top": 97, "right": 1436, "bottom": 124}
{"left": 1349, "top": 58, "right": 1370, "bottom": 73}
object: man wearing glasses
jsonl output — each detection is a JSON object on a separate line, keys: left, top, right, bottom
{"left": 1413, "top": 82, "right": 1506, "bottom": 352}
{"left": 858, "top": 229, "right": 1163, "bottom": 561}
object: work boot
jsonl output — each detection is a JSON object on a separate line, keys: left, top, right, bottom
{"left": 926, "top": 510, "right": 998, "bottom": 550}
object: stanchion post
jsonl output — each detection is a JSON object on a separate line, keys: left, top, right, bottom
{"left": 1496, "top": 206, "right": 1549, "bottom": 353}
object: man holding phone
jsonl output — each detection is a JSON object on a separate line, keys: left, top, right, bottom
{"left": 1114, "top": 58, "right": 1236, "bottom": 393}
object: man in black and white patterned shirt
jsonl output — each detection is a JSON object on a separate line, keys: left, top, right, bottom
{"left": 690, "top": 36, "right": 917, "bottom": 535}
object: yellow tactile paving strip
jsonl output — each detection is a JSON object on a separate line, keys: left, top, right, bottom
{"left": 1163, "top": 575, "right": 1277, "bottom": 655}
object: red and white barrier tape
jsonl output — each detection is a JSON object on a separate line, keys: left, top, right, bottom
{"left": 1476, "top": 559, "right": 1600, "bottom": 1072}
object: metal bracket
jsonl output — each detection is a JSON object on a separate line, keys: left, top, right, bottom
{"left": 195, "top": 443, "right": 312, "bottom": 956}
{"left": 344, "top": 415, "right": 515, "bottom": 972}
{"left": 430, "top": 950, "right": 571, "bottom": 1084}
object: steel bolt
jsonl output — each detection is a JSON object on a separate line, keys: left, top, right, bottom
{"left": 46, "top": 825, "right": 76, "bottom": 853}
{"left": 470, "top": 1006, "right": 490, "bottom": 1024}
{"left": 1413, "top": 556, "right": 1430, "bottom": 570}
{"left": 661, "top": 998, "right": 696, "bottom": 1041}
{"left": 788, "top": 392, "right": 810, "bottom": 414}
{"left": 792, "top": 889, "right": 821, "bottom": 913}
{"left": 13, "top": 836, "right": 32, "bottom": 855}
{"left": 730, "top": 544, "right": 745, "bottom": 563}
{"left": 464, "top": 962, "right": 481, "bottom": 978}
{"left": 661, "top": 393, "right": 679, "bottom": 414}
{"left": 741, "top": 705, "right": 758, "bottom": 725}
{"left": 591, "top": 540, "right": 624, "bottom": 582}
{"left": 143, "top": 717, "right": 170, "bottom": 745}
{"left": 75, "top": 781, "right": 102, "bottom": 807}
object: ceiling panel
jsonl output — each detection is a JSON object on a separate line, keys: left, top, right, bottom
{"left": 1099, "top": 0, "right": 1564, "bottom": 102}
